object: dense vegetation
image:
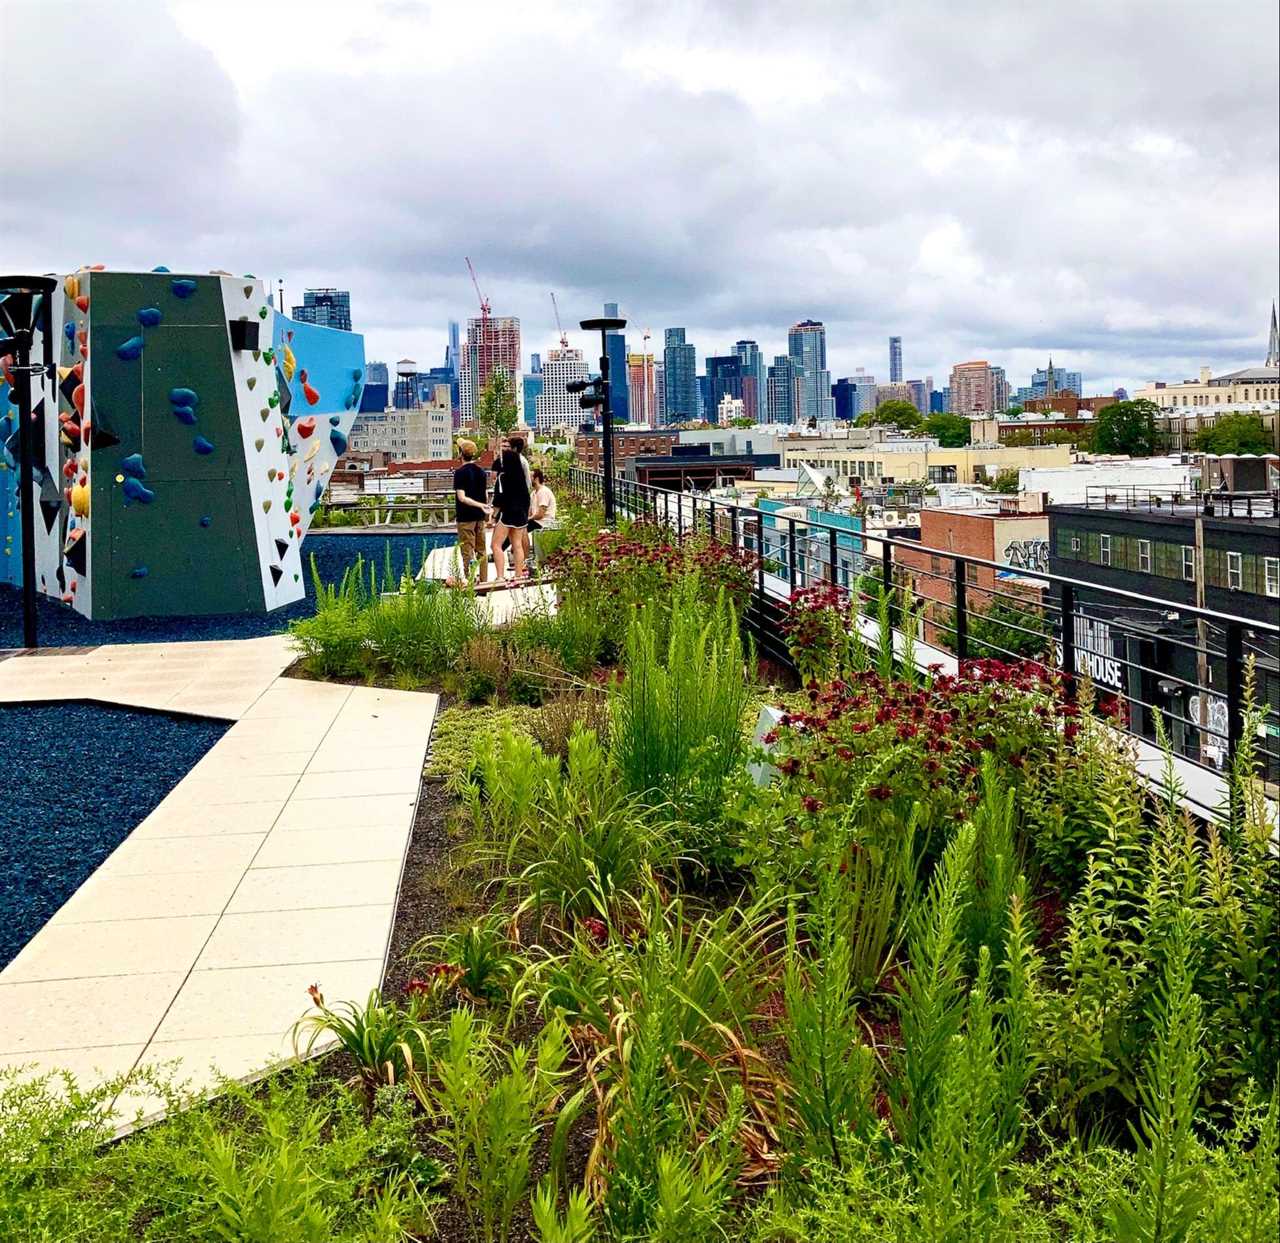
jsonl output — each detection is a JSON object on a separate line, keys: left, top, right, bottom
{"left": 3, "top": 505, "right": 1276, "bottom": 1242}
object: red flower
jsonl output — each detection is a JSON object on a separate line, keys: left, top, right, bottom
{"left": 580, "top": 916, "right": 608, "bottom": 945}
{"left": 868, "top": 784, "right": 892, "bottom": 801}
{"left": 802, "top": 795, "right": 823, "bottom": 813}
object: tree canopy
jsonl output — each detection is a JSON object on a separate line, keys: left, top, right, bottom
{"left": 1190, "top": 413, "right": 1271, "bottom": 456}
{"left": 475, "top": 369, "right": 519, "bottom": 440}
{"left": 923, "top": 412, "right": 971, "bottom": 447}
{"left": 857, "top": 398, "right": 923, "bottom": 431}
{"left": 1091, "top": 398, "right": 1160, "bottom": 457}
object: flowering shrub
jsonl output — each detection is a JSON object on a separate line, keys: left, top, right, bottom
{"left": 547, "top": 523, "right": 756, "bottom": 638}
{"left": 765, "top": 659, "right": 1071, "bottom": 829}
{"left": 782, "top": 583, "right": 852, "bottom": 684}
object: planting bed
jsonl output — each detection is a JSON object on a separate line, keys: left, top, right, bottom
{"left": 0, "top": 703, "right": 227, "bottom": 968}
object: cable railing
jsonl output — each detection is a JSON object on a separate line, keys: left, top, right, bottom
{"left": 569, "top": 467, "right": 1280, "bottom": 786}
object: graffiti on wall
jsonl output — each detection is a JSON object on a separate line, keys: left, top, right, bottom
{"left": 1002, "top": 538, "right": 1049, "bottom": 574}
{"left": 1, "top": 268, "right": 363, "bottom": 620}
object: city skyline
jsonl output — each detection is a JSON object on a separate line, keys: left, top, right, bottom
{"left": 3, "top": 1, "right": 1277, "bottom": 397}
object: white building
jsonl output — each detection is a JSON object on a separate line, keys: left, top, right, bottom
{"left": 717, "top": 394, "right": 744, "bottom": 425}
{"left": 349, "top": 383, "right": 453, "bottom": 461}
{"left": 535, "top": 346, "right": 589, "bottom": 435}
{"left": 1018, "top": 455, "right": 1199, "bottom": 505}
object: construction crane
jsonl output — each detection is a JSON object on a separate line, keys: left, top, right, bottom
{"left": 550, "top": 291, "right": 568, "bottom": 349}
{"left": 465, "top": 256, "right": 490, "bottom": 319}
{"left": 642, "top": 328, "right": 653, "bottom": 426}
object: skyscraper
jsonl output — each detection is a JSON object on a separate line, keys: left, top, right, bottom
{"left": 948, "top": 360, "right": 996, "bottom": 415}
{"left": 459, "top": 315, "right": 521, "bottom": 425}
{"left": 364, "top": 361, "right": 389, "bottom": 386}
{"left": 734, "top": 339, "right": 768, "bottom": 423}
{"left": 663, "top": 328, "right": 698, "bottom": 422}
{"left": 1030, "top": 362, "right": 1083, "bottom": 398}
{"left": 990, "top": 366, "right": 1010, "bottom": 413}
{"left": 522, "top": 354, "right": 543, "bottom": 428}
{"left": 535, "top": 346, "right": 589, "bottom": 435}
{"left": 907, "top": 379, "right": 929, "bottom": 414}
{"left": 788, "top": 320, "right": 834, "bottom": 421}
{"left": 603, "top": 302, "right": 630, "bottom": 425}
{"left": 626, "top": 352, "right": 659, "bottom": 427}
{"left": 767, "top": 354, "right": 803, "bottom": 425}
{"left": 292, "top": 288, "right": 352, "bottom": 332}
{"left": 654, "top": 362, "right": 666, "bottom": 425}
{"left": 889, "top": 336, "right": 903, "bottom": 384}
{"left": 705, "top": 354, "right": 745, "bottom": 421}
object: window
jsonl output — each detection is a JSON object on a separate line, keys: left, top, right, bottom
{"left": 1070, "top": 536, "right": 1081, "bottom": 553}
{"left": 930, "top": 555, "right": 941, "bottom": 576}
{"left": 1266, "top": 557, "right": 1279, "bottom": 598}
{"left": 1227, "top": 551, "right": 1242, "bottom": 591}
{"left": 1100, "top": 534, "right": 1111, "bottom": 566}
{"left": 1137, "top": 539, "right": 1151, "bottom": 573}
{"left": 965, "top": 563, "right": 979, "bottom": 586}
{"left": 1182, "top": 545, "right": 1196, "bottom": 581}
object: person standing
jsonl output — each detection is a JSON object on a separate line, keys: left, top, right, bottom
{"left": 453, "top": 440, "right": 489, "bottom": 583}
{"left": 491, "top": 445, "right": 531, "bottom": 581}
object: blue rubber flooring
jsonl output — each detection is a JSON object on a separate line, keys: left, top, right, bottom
{"left": 0, "top": 533, "right": 452, "bottom": 648}
{"left": 0, "top": 703, "right": 230, "bottom": 969}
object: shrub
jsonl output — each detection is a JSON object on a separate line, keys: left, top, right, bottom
{"left": 533, "top": 689, "right": 611, "bottom": 761}
{"left": 460, "top": 634, "right": 511, "bottom": 704}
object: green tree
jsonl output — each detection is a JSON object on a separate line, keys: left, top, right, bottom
{"left": 858, "top": 398, "right": 923, "bottom": 431}
{"left": 1092, "top": 398, "right": 1160, "bottom": 457}
{"left": 730, "top": 415, "right": 754, "bottom": 428}
{"left": 1191, "top": 413, "right": 1271, "bottom": 455}
{"left": 989, "top": 468, "right": 1020, "bottom": 494}
{"left": 923, "top": 413, "right": 971, "bottom": 447}
{"left": 475, "top": 369, "right": 519, "bottom": 440}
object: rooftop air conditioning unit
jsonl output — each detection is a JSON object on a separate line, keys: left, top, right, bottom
{"left": 883, "top": 509, "right": 899, "bottom": 524}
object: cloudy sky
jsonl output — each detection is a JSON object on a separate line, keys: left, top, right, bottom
{"left": 4, "top": 0, "right": 1277, "bottom": 396}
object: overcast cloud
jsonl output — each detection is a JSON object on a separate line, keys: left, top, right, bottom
{"left": 3, "top": 0, "right": 1277, "bottom": 395}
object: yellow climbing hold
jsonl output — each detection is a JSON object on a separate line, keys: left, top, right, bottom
{"left": 64, "top": 274, "right": 80, "bottom": 300}
{"left": 282, "top": 344, "right": 297, "bottom": 382}
{"left": 71, "top": 482, "right": 90, "bottom": 516}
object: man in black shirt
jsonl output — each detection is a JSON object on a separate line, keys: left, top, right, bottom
{"left": 453, "top": 440, "right": 490, "bottom": 583}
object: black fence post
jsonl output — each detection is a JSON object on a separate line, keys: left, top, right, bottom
{"left": 881, "top": 538, "right": 892, "bottom": 593}
{"left": 1225, "top": 619, "right": 1244, "bottom": 767}
{"left": 1059, "top": 582, "right": 1076, "bottom": 702}
{"left": 828, "top": 527, "right": 838, "bottom": 585}
{"left": 756, "top": 513, "right": 766, "bottom": 606}
{"left": 787, "top": 521, "right": 797, "bottom": 591}
{"left": 730, "top": 505, "right": 739, "bottom": 550}
{"left": 954, "top": 556, "right": 968, "bottom": 662}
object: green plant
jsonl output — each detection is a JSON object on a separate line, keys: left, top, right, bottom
{"left": 532, "top": 688, "right": 610, "bottom": 761}
{"left": 414, "top": 912, "right": 525, "bottom": 1006}
{"left": 288, "top": 555, "right": 371, "bottom": 678}
{"left": 461, "top": 633, "right": 511, "bottom": 703}
{"left": 364, "top": 576, "right": 485, "bottom": 684}
{"left": 293, "top": 986, "right": 435, "bottom": 1101}
{"left": 531, "top": 1182, "right": 596, "bottom": 1242}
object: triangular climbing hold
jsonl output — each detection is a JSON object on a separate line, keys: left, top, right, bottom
{"left": 275, "top": 538, "right": 289, "bottom": 559}
{"left": 269, "top": 564, "right": 283, "bottom": 586}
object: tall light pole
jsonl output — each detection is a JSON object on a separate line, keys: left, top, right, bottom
{"left": 576, "top": 315, "right": 626, "bottom": 524}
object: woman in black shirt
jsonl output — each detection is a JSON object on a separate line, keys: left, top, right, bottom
{"left": 491, "top": 445, "right": 531, "bottom": 580}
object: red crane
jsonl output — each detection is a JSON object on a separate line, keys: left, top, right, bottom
{"left": 465, "top": 256, "right": 490, "bottom": 319}
{"left": 550, "top": 291, "right": 568, "bottom": 349}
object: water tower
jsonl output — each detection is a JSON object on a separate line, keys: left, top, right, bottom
{"left": 394, "top": 358, "right": 419, "bottom": 409}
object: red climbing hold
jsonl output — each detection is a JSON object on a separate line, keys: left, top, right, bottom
{"left": 295, "top": 417, "right": 316, "bottom": 438}
{"left": 62, "top": 460, "right": 76, "bottom": 479}
{"left": 302, "top": 381, "right": 320, "bottom": 406}
{"left": 76, "top": 295, "right": 90, "bottom": 313}
{"left": 72, "top": 362, "right": 84, "bottom": 380}
{"left": 72, "top": 383, "right": 85, "bottom": 416}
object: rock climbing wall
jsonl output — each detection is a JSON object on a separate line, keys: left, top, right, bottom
{"left": 2, "top": 268, "right": 362, "bottom": 621}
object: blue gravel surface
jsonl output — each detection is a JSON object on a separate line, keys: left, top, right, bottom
{"left": 0, "top": 533, "right": 452, "bottom": 648}
{"left": 0, "top": 703, "right": 229, "bottom": 969}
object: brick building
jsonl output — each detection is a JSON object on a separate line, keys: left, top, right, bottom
{"left": 575, "top": 429, "right": 679, "bottom": 471}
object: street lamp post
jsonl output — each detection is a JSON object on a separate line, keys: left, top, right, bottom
{"left": 1, "top": 275, "right": 57, "bottom": 650}
{"left": 577, "top": 315, "right": 626, "bottom": 525}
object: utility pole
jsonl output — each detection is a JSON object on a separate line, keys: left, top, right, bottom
{"left": 574, "top": 314, "right": 627, "bottom": 525}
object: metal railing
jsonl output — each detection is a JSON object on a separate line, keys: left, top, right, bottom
{"left": 570, "top": 467, "right": 1280, "bottom": 786}
{"left": 1082, "top": 484, "right": 1279, "bottom": 519}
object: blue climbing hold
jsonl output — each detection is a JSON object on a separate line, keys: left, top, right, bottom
{"left": 122, "top": 477, "right": 155, "bottom": 505}
{"left": 309, "top": 500, "right": 320, "bottom": 513}
{"left": 115, "top": 335, "right": 144, "bottom": 361}
{"left": 152, "top": 265, "right": 171, "bottom": 273}
{"left": 169, "top": 386, "right": 198, "bottom": 407}
{"left": 130, "top": 565, "right": 149, "bottom": 578}
{"left": 351, "top": 369, "right": 362, "bottom": 381}
{"left": 329, "top": 414, "right": 341, "bottom": 426}
{"left": 136, "top": 306, "right": 162, "bottom": 327}
{"left": 63, "top": 321, "right": 75, "bottom": 343}
{"left": 120, "top": 453, "right": 146, "bottom": 478}
{"left": 171, "top": 404, "right": 197, "bottom": 425}
{"left": 170, "top": 278, "right": 198, "bottom": 299}
{"left": 193, "top": 435, "right": 215, "bottom": 455}
{"left": 199, "top": 515, "right": 212, "bottom": 528}
{"left": 330, "top": 428, "right": 348, "bottom": 455}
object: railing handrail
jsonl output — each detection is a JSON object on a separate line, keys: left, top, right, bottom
{"left": 570, "top": 467, "right": 1280, "bottom": 637}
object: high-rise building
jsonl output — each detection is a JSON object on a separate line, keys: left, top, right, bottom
{"left": 459, "top": 315, "right": 521, "bottom": 425}
{"left": 626, "top": 352, "right": 659, "bottom": 427}
{"left": 522, "top": 373, "right": 543, "bottom": 427}
{"left": 875, "top": 382, "right": 915, "bottom": 408}
{"left": 535, "top": 346, "right": 590, "bottom": 435}
{"left": 767, "top": 354, "right": 803, "bottom": 425}
{"left": 705, "top": 354, "right": 745, "bottom": 422}
{"left": 930, "top": 389, "right": 946, "bottom": 414}
{"left": 734, "top": 340, "right": 768, "bottom": 423}
{"left": 654, "top": 362, "right": 666, "bottom": 425}
{"left": 788, "top": 320, "right": 834, "bottom": 421}
{"left": 1030, "top": 361, "right": 1083, "bottom": 399}
{"left": 889, "top": 336, "right": 903, "bottom": 384}
{"left": 663, "top": 328, "right": 698, "bottom": 422}
{"left": 907, "top": 379, "right": 929, "bottom": 414}
{"left": 832, "top": 378, "right": 858, "bottom": 422}
{"left": 949, "top": 360, "right": 997, "bottom": 415}
{"left": 602, "top": 303, "right": 630, "bottom": 425}
{"left": 365, "top": 360, "right": 389, "bottom": 386}
{"left": 990, "top": 366, "right": 1010, "bottom": 413}
{"left": 291, "top": 288, "right": 352, "bottom": 332}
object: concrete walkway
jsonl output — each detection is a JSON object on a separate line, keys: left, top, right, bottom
{"left": 0, "top": 642, "right": 436, "bottom": 1127}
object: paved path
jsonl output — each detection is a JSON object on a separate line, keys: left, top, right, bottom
{"left": 0, "top": 641, "right": 436, "bottom": 1128}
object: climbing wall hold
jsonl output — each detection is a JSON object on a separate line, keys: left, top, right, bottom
{"left": 136, "top": 306, "right": 162, "bottom": 327}
{"left": 169, "top": 387, "right": 198, "bottom": 407}
{"left": 330, "top": 428, "right": 348, "bottom": 455}
{"left": 130, "top": 565, "right": 149, "bottom": 578}
{"left": 246, "top": 376, "right": 257, "bottom": 390}
{"left": 75, "top": 295, "right": 90, "bottom": 313}
{"left": 72, "top": 383, "right": 85, "bottom": 417}
{"left": 302, "top": 380, "right": 320, "bottom": 406}
{"left": 70, "top": 482, "right": 90, "bottom": 517}
{"left": 260, "top": 407, "right": 271, "bottom": 421}
{"left": 281, "top": 345, "right": 296, "bottom": 382}
{"left": 115, "top": 335, "right": 144, "bottom": 361}
{"left": 199, "top": 515, "right": 212, "bottom": 527}
{"left": 269, "top": 564, "right": 284, "bottom": 586}
{"left": 63, "top": 321, "right": 75, "bottom": 344}
{"left": 170, "top": 278, "right": 198, "bottom": 299}
{"left": 193, "top": 436, "right": 215, "bottom": 455}
{"left": 294, "top": 416, "right": 316, "bottom": 438}
{"left": 64, "top": 527, "right": 88, "bottom": 574}
{"left": 120, "top": 453, "right": 146, "bottom": 478}
{"left": 257, "top": 306, "right": 268, "bottom": 320}
{"left": 122, "top": 477, "right": 155, "bottom": 505}
{"left": 243, "top": 285, "right": 253, "bottom": 298}
{"left": 262, "top": 499, "right": 272, "bottom": 513}
{"left": 152, "top": 265, "right": 171, "bottom": 273}
{"left": 254, "top": 437, "right": 264, "bottom": 451}
{"left": 171, "top": 405, "right": 197, "bottom": 425}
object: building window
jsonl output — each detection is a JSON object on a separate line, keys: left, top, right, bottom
{"left": 1070, "top": 536, "right": 1081, "bottom": 553}
{"left": 1100, "top": 534, "right": 1111, "bottom": 566}
{"left": 1182, "top": 545, "right": 1195, "bottom": 581}
{"left": 1137, "top": 539, "right": 1151, "bottom": 573}
{"left": 1227, "top": 551, "right": 1242, "bottom": 591}
{"left": 1266, "top": 557, "right": 1279, "bottom": 598}
{"left": 965, "top": 563, "right": 978, "bottom": 586}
